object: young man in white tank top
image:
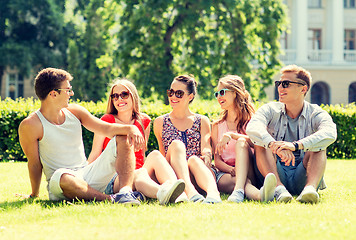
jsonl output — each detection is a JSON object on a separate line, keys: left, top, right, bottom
{"left": 18, "top": 68, "right": 145, "bottom": 204}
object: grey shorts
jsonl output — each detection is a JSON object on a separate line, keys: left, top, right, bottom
{"left": 211, "top": 167, "right": 226, "bottom": 184}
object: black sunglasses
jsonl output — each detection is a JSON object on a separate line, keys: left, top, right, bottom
{"left": 167, "top": 89, "right": 185, "bottom": 98}
{"left": 110, "top": 91, "right": 130, "bottom": 100}
{"left": 214, "top": 88, "right": 231, "bottom": 98}
{"left": 275, "top": 80, "right": 305, "bottom": 88}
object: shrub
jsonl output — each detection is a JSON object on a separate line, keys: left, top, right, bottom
{"left": 0, "top": 98, "right": 354, "bottom": 161}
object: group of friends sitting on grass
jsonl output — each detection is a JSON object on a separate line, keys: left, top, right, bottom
{"left": 18, "top": 64, "right": 337, "bottom": 205}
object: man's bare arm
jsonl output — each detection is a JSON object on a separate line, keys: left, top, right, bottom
{"left": 68, "top": 104, "right": 144, "bottom": 151}
{"left": 18, "top": 115, "right": 43, "bottom": 197}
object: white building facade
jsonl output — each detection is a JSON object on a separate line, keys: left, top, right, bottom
{"left": 265, "top": 0, "right": 356, "bottom": 105}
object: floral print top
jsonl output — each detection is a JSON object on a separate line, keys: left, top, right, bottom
{"left": 162, "top": 113, "right": 201, "bottom": 160}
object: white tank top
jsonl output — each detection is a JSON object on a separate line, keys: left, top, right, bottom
{"left": 36, "top": 108, "right": 88, "bottom": 182}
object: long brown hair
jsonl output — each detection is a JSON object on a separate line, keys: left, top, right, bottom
{"left": 106, "top": 78, "right": 141, "bottom": 121}
{"left": 216, "top": 75, "right": 255, "bottom": 134}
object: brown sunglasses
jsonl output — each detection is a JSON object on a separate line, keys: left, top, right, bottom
{"left": 110, "top": 91, "right": 130, "bottom": 100}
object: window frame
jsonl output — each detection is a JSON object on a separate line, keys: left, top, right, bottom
{"left": 6, "top": 73, "right": 24, "bottom": 99}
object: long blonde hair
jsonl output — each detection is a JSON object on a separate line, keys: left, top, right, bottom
{"left": 217, "top": 75, "right": 255, "bottom": 134}
{"left": 106, "top": 78, "right": 141, "bottom": 121}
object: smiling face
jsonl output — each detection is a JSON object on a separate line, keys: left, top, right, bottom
{"left": 168, "top": 80, "right": 193, "bottom": 108}
{"left": 111, "top": 84, "right": 133, "bottom": 114}
{"left": 278, "top": 72, "right": 307, "bottom": 104}
{"left": 216, "top": 82, "right": 235, "bottom": 111}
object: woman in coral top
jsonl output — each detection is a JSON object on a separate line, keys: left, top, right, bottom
{"left": 88, "top": 79, "right": 185, "bottom": 205}
{"left": 212, "top": 75, "right": 277, "bottom": 203}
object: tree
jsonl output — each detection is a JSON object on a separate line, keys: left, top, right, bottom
{"left": 106, "top": 0, "right": 287, "bottom": 101}
{"left": 67, "top": 0, "right": 113, "bottom": 101}
{"left": 0, "top": 0, "right": 68, "bottom": 87}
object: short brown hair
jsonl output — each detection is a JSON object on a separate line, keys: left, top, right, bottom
{"left": 34, "top": 68, "right": 73, "bottom": 100}
{"left": 281, "top": 64, "right": 312, "bottom": 91}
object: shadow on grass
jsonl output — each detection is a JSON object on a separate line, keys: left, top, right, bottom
{"left": 0, "top": 196, "right": 179, "bottom": 210}
{"left": 0, "top": 198, "right": 108, "bottom": 210}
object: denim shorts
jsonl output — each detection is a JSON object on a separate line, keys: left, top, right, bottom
{"left": 211, "top": 167, "right": 226, "bottom": 184}
{"left": 104, "top": 174, "right": 117, "bottom": 195}
{"left": 276, "top": 158, "right": 307, "bottom": 195}
{"left": 253, "top": 153, "right": 325, "bottom": 195}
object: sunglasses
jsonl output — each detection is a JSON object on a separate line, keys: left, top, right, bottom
{"left": 275, "top": 80, "right": 305, "bottom": 88}
{"left": 167, "top": 89, "right": 185, "bottom": 98}
{"left": 214, "top": 89, "right": 232, "bottom": 98}
{"left": 110, "top": 91, "right": 130, "bottom": 100}
{"left": 54, "top": 87, "right": 74, "bottom": 94}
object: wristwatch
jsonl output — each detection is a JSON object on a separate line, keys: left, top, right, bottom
{"left": 292, "top": 141, "right": 299, "bottom": 152}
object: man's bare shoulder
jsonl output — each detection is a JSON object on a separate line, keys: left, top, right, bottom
{"left": 66, "top": 104, "right": 90, "bottom": 120}
{"left": 67, "top": 103, "right": 87, "bottom": 113}
{"left": 19, "top": 112, "right": 43, "bottom": 139}
{"left": 20, "top": 112, "right": 41, "bottom": 127}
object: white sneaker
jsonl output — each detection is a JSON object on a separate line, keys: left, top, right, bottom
{"left": 296, "top": 185, "right": 319, "bottom": 204}
{"left": 274, "top": 185, "right": 293, "bottom": 203}
{"left": 227, "top": 189, "right": 244, "bottom": 203}
{"left": 175, "top": 192, "right": 189, "bottom": 203}
{"left": 157, "top": 179, "right": 185, "bottom": 205}
{"left": 260, "top": 173, "right": 277, "bottom": 202}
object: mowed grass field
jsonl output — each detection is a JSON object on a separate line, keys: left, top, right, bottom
{"left": 0, "top": 160, "right": 355, "bottom": 240}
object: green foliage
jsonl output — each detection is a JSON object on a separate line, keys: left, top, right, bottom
{"left": 1, "top": 0, "right": 288, "bottom": 102}
{"left": 0, "top": 0, "right": 68, "bottom": 76}
{"left": 321, "top": 103, "right": 356, "bottom": 159}
{"left": 1, "top": 98, "right": 354, "bottom": 161}
{"left": 0, "top": 98, "right": 40, "bottom": 161}
{"left": 66, "top": 0, "right": 113, "bottom": 101}
{"left": 102, "top": 0, "right": 288, "bottom": 101}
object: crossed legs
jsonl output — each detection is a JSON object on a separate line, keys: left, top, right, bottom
{"left": 60, "top": 135, "right": 135, "bottom": 201}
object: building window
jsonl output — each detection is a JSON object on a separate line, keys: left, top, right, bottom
{"left": 349, "top": 82, "right": 356, "bottom": 103}
{"left": 308, "top": 0, "right": 322, "bottom": 8}
{"left": 345, "top": 30, "right": 355, "bottom": 50}
{"left": 311, "top": 82, "right": 330, "bottom": 105}
{"left": 6, "top": 73, "right": 24, "bottom": 99}
{"left": 345, "top": 30, "right": 356, "bottom": 61}
{"left": 344, "top": 0, "right": 356, "bottom": 8}
{"left": 308, "top": 29, "right": 322, "bottom": 50}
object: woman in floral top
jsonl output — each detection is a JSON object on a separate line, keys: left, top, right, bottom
{"left": 154, "top": 75, "right": 221, "bottom": 203}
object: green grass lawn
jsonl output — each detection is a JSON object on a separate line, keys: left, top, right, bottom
{"left": 1, "top": 160, "right": 355, "bottom": 240}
